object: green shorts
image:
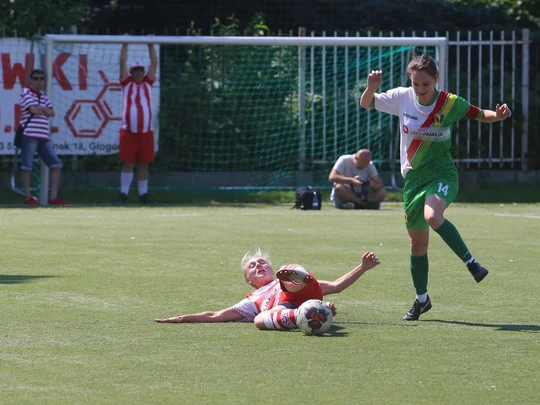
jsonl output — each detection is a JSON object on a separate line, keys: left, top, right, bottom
{"left": 403, "top": 168, "right": 459, "bottom": 230}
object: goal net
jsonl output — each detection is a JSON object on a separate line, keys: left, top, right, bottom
{"left": 11, "top": 35, "right": 447, "bottom": 196}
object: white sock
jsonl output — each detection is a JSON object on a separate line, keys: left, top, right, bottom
{"left": 416, "top": 293, "right": 428, "bottom": 303}
{"left": 466, "top": 257, "right": 476, "bottom": 265}
{"left": 138, "top": 180, "right": 148, "bottom": 195}
{"left": 120, "top": 172, "right": 133, "bottom": 194}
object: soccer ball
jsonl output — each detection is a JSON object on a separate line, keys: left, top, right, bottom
{"left": 296, "top": 299, "right": 333, "bottom": 336}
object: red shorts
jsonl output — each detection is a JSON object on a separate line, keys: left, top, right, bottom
{"left": 278, "top": 275, "right": 323, "bottom": 308}
{"left": 119, "top": 129, "right": 155, "bottom": 163}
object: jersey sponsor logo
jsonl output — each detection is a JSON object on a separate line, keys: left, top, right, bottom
{"left": 260, "top": 289, "right": 278, "bottom": 312}
{"left": 403, "top": 112, "right": 418, "bottom": 120}
{"left": 411, "top": 130, "right": 444, "bottom": 138}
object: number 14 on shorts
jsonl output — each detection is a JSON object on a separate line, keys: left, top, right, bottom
{"left": 437, "top": 182, "right": 449, "bottom": 196}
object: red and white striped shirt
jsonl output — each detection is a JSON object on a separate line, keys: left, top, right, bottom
{"left": 19, "top": 87, "right": 53, "bottom": 141}
{"left": 120, "top": 75, "right": 155, "bottom": 134}
{"left": 232, "top": 272, "right": 323, "bottom": 321}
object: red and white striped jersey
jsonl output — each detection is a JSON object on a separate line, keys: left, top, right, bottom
{"left": 19, "top": 87, "right": 53, "bottom": 141}
{"left": 120, "top": 75, "right": 155, "bottom": 134}
{"left": 232, "top": 273, "right": 323, "bottom": 321}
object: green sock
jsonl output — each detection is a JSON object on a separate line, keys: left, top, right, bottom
{"left": 434, "top": 219, "right": 472, "bottom": 262}
{"left": 410, "top": 253, "right": 428, "bottom": 295}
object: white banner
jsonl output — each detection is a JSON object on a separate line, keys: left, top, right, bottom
{"left": 0, "top": 38, "right": 160, "bottom": 155}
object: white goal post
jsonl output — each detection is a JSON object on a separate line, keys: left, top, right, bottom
{"left": 35, "top": 34, "right": 448, "bottom": 203}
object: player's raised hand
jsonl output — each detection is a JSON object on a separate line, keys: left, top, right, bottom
{"left": 361, "top": 251, "right": 380, "bottom": 271}
{"left": 367, "top": 70, "right": 383, "bottom": 90}
{"left": 495, "top": 103, "right": 512, "bottom": 120}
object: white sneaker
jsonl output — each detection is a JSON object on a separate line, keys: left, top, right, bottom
{"left": 342, "top": 202, "right": 355, "bottom": 209}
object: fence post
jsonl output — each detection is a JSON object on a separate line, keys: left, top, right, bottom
{"left": 298, "top": 26, "right": 306, "bottom": 171}
{"left": 521, "top": 29, "right": 529, "bottom": 171}
{"left": 40, "top": 36, "right": 55, "bottom": 205}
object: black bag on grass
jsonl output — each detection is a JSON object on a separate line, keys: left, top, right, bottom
{"left": 293, "top": 187, "right": 322, "bottom": 210}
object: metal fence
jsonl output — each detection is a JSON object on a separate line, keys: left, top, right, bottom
{"left": 445, "top": 29, "right": 529, "bottom": 170}
{"left": 297, "top": 29, "right": 530, "bottom": 171}
{"left": 0, "top": 29, "right": 534, "bottom": 197}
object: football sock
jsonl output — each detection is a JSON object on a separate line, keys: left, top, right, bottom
{"left": 263, "top": 309, "right": 297, "bottom": 330}
{"left": 434, "top": 219, "right": 473, "bottom": 262}
{"left": 416, "top": 293, "right": 428, "bottom": 303}
{"left": 138, "top": 180, "right": 148, "bottom": 195}
{"left": 466, "top": 257, "right": 476, "bottom": 265}
{"left": 120, "top": 171, "right": 134, "bottom": 195}
{"left": 410, "top": 253, "right": 429, "bottom": 295}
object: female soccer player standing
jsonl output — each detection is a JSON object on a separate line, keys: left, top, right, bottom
{"left": 360, "top": 54, "right": 512, "bottom": 321}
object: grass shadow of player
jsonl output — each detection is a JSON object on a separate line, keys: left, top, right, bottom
{"left": 0, "top": 275, "right": 58, "bottom": 285}
{"left": 425, "top": 319, "right": 540, "bottom": 333}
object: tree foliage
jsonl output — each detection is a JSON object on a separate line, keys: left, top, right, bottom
{"left": 85, "top": 0, "right": 537, "bottom": 33}
{"left": 448, "top": 0, "right": 540, "bottom": 28}
{"left": 0, "top": 0, "right": 86, "bottom": 36}
{"left": 1, "top": 0, "right": 538, "bottom": 35}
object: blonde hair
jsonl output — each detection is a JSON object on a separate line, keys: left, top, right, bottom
{"left": 241, "top": 248, "right": 271, "bottom": 280}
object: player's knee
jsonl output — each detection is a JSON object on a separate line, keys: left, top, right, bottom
{"left": 425, "top": 213, "right": 444, "bottom": 229}
{"left": 253, "top": 314, "right": 267, "bottom": 330}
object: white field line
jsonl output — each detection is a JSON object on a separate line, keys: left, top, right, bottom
{"left": 151, "top": 214, "right": 203, "bottom": 217}
{"left": 495, "top": 214, "right": 540, "bottom": 219}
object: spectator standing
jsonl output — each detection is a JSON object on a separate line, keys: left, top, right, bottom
{"left": 19, "top": 69, "right": 66, "bottom": 206}
{"left": 117, "top": 43, "right": 158, "bottom": 204}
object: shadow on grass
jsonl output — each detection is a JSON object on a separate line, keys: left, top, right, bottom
{"left": 0, "top": 275, "right": 57, "bottom": 285}
{"left": 426, "top": 319, "right": 540, "bottom": 333}
{"left": 285, "top": 324, "right": 349, "bottom": 337}
{"left": 325, "top": 324, "right": 349, "bottom": 337}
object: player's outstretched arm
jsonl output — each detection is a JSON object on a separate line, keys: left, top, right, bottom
{"left": 155, "top": 307, "right": 244, "bottom": 323}
{"left": 319, "top": 251, "right": 380, "bottom": 295}
{"left": 476, "top": 103, "right": 512, "bottom": 123}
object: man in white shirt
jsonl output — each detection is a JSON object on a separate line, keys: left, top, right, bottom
{"left": 329, "top": 149, "right": 387, "bottom": 209}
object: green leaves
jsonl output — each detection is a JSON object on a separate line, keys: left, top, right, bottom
{"left": 0, "top": 0, "right": 85, "bottom": 36}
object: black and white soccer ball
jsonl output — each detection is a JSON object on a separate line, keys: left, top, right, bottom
{"left": 296, "top": 299, "right": 333, "bottom": 336}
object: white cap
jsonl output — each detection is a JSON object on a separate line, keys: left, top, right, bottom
{"left": 130, "top": 60, "right": 145, "bottom": 70}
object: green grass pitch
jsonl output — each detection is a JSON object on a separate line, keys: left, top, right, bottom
{"left": 1, "top": 203, "right": 539, "bottom": 404}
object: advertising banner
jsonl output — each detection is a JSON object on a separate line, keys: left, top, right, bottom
{"left": 0, "top": 38, "right": 160, "bottom": 155}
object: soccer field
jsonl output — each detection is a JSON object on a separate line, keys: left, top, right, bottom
{"left": 1, "top": 204, "right": 539, "bottom": 405}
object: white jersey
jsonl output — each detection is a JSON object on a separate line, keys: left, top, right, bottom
{"left": 373, "top": 87, "right": 480, "bottom": 177}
